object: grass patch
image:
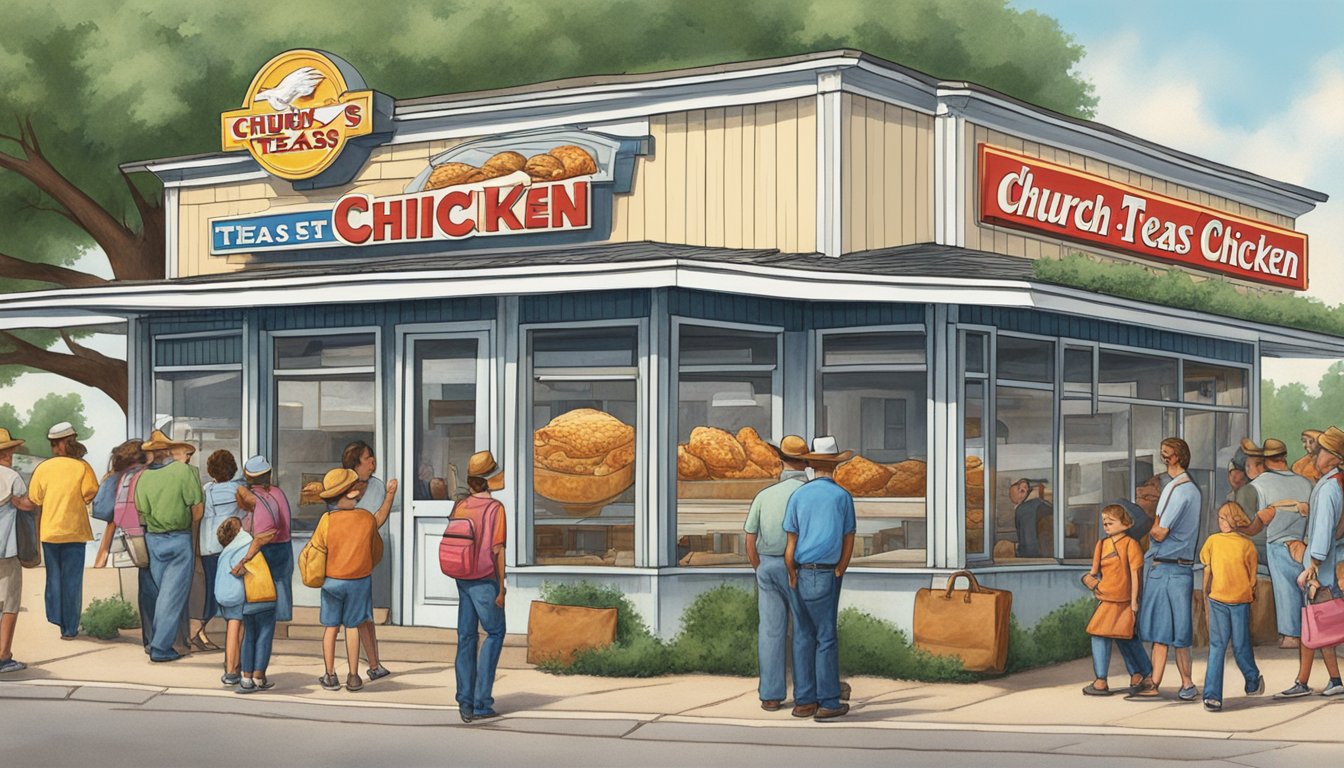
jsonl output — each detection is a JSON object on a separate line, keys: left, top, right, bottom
{"left": 80, "top": 596, "right": 139, "bottom": 640}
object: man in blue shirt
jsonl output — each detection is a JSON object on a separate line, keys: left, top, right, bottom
{"left": 1129, "top": 437, "right": 1201, "bottom": 702}
{"left": 784, "top": 436, "right": 856, "bottom": 721}
{"left": 1277, "top": 425, "right": 1344, "bottom": 699}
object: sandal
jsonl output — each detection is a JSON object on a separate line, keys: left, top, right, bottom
{"left": 1082, "top": 683, "right": 1112, "bottom": 696}
{"left": 1124, "top": 683, "right": 1160, "bottom": 699}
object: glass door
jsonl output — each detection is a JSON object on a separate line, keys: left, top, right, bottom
{"left": 404, "top": 332, "right": 489, "bottom": 627}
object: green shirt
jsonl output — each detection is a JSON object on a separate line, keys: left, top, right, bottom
{"left": 134, "top": 461, "right": 203, "bottom": 533}
{"left": 743, "top": 472, "right": 805, "bottom": 556}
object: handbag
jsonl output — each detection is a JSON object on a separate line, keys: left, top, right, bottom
{"left": 913, "top": 570, "right": 1012, "bottom": 673}
{"left": 298, "top": 513, "right": 328, "bottom": 588}
{"left": 1302, "top": 584, "right": 1344, "bottom": 650}
{"left": 243, "top": 553, "right": 276, "bottom": 603}
{"left": 526, "top": 601, "right": 617, "bottom": 664}
{"left": 15, "top": 507, "right": 41, "bottom": 568}
{"left": 119, "top": 529, "right": 150, "bottom": 568}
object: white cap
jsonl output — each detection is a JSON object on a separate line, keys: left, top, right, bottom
{"left": 47, "top": 421, "right": 76, "bottom": 440}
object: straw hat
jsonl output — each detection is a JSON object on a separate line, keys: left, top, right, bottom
{"left": 0, "top": 428, "right": 23, "bottom": 452}
{"left": 318, "top": 468, "right": 360, "bottom": 500}
{"left": 47, "top": 421, "right": 76, "bottom": 440}
{"left": 467, "top": 450, "right": 502, "bottom": 478}
{"left": 140, "top": 429, "right": 188, "bottom": 452}
{"left": 798, "top": 436, "right": 855, "bottom": 466}
{"left": 1238, "top": 437, "right": 1264, "bottom": 458}
{"left": 771, "top": 435, "right": 809, "bottom": 460}
{"left": 1318, "top": 427, "right": 1344, "bottom": 461}
{"left": 1262, "top": 438, "right": 1288, "bottom": 458}
{"left": 1303, "top": 429, "right": 1323, "bottom": 440}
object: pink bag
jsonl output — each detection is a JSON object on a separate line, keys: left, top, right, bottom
{"left": 438, "top": 500, "right": 500, "bottom": 581}
{"left": 1302, "top": 587, "right": 1344, "bottom": 650}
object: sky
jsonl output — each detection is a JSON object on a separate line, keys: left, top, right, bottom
{"left": 6, "top": 0, "right": 1344, "bottom": 476}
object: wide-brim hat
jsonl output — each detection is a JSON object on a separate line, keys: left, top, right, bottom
{"left": 1239, "top": 437, "right": 1264, "bottom": 458}
{"left": 771, "top": 435, "right": 809, "bottom": 460}
{"left": 0, "top": 428, "right": 23, "bottom": 452}
{"left": 467, "top": 450, "right": 502, "bottom": 478}
{"left": 140, "top": 429, "right": 188, "bottom": 452}
{"left": 1262, "top": 438, "right": 1288, "bottom": 458}
{"left": 318, "top": 468, "right": 360, "bottom": 500}
{"left": 47, "top": 421, "right": 76, "bottom": 440}
{"left": 1228, "top": 448, "right": 1248, "bottom": 472}
{"left": 799, "top": 435, "right": 855, "bottom": 465}
{"left": 1318, "top": 427, "right": 1344, "bottom": 461}
{"left": 1303, "top": 429, "right": 1323, "bottom": 440}
{"left": 242, "top": 455, "right": 272, "bottom": 478}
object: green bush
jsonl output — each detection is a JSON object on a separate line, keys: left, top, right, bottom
{"left": 80, "top": 596, "right": 139, "bottom": 640}
{"left": 838, "top": 608, "right": 977, "bottom": 683}
{"left": 672, "top": 585, "right": 759, "bottom": 676}
{"left": 1004, "top": 597, "right": 1094, "bottom": 673}
{"left": 539, "top": 581, "right": 652, "bottom": 645}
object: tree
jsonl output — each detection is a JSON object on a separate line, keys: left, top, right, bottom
{"left": 0, "top": 0, "right": 1095, "bottom": 412}
{"left": 0, "top": 392, "right": 94, "bottom": 459}
{"left": 1261, "top": 361, "right": 1344, "bottom": 465}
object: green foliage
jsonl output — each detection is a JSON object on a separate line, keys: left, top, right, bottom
{"left": 0, "top": 392, "right": 93, "bottom": 459}
{"left": 539, "top": 580, "right": 651, "bottom": 645}
{"left": 1032, "top": 254, "right": 1344, "bottom": 338}
{"left": 1004, "top": 597, "right": 1093, "bottom": 673}
{"left": 1262, "top": 362, "right": 1344, "bottom": 466}
{"left": 838, "top": 607, "right": 977, "bottom": 682}
{"left": 79, "top": 596, "right": 139, "bottom": 640}
{"left": 672, "top": 585, "right": 760, "bottom": 675}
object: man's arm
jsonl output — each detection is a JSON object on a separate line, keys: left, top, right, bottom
{"left": 1237, "top": 507, "right": 1274, "bottom": 537}
{"left": 784, "top": 532, "right": 798, "bottom": 588}
{"left": 372, "top": 479, "right": 399, "bottom": 528}
{"left": 745, "top": 534, "right": 760, "bottom": 570}
{"left": 835, "top": 533, "right": 855, "bottom": 578}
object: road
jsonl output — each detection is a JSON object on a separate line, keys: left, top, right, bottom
{"left": 0, "top": 691, "right": 1331, "bottom": 768}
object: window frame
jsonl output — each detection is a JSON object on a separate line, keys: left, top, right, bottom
{"left": 151, "top": 329, "right": 245, "bottom": 478}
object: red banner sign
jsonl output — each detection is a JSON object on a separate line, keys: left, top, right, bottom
{"left": 978, "top": 144, "right": 1308, "bottom": 290}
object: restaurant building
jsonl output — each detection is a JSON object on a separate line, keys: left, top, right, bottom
{"left": 2, "top": 49, "right": 1338, "bottom": 635}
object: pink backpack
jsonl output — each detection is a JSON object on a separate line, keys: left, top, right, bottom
{"left": 439, "top": 499, "right": 501, "bottom": 580}
{"left": 114, "top": 468, "right": 146, "bottom": 536}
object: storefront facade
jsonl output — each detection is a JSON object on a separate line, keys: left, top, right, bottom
{"left": 6, "top": 50, "right": 1338, "bottom": 635}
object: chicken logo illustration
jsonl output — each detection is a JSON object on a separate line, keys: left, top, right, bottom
{"left": 222, "top": 50, "right": 376, "bottom": 181}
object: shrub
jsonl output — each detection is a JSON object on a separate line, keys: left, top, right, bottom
{"left": 539, "top": 581, "right": 652, "bottom": 645}
{"left": 838, "top": 608, "right": 977, "bottom": 683}
{"left": 80, "top": 596, "right": 139, "bottom": 640}
{"left": 671, "top": 585, "right": 759, "bottom": 676}
{"left": 1004, "top": 597, "right": 1094, "bottom": 673}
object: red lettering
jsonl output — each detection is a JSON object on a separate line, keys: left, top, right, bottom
{"left": 524, "top": 186, "right": 549, "bottom": 229}
{"left": 290, "top": 131, "right": 313, "bottom": 152}
{"left": 405, "top": 192, "right": 419, "bottom": 238}
{"left": 483, "top": 186, "right": 525, "bottom": 232}
{"left": 372, "top": 199, "right": 402, "bottom": 241}
{"left": 419, "top": 196, "right": 434, "bottom": 238}
{"left": 551, "top": 181, "right": 589, "bottom": 228}
{"left": 230, "top": 118, "right": 248, "bottom": 140}
{"left": 334, "top": 196, "right": 372, "bottom": 245}
{"left": 435, "top": 191, "right": 475, "bottom": 238}
{"left": 344, "top": 104, "right": 362, "bottom": 127}
{"left": 327, "top": 129, "right": 339, "bottom": 147}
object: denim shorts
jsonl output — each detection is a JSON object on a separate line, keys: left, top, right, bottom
{"left": 319, "top": 576, "right": 373, "bottom": 628}
{"left": 218, "top": 602, "right": 243, "bottom": 622}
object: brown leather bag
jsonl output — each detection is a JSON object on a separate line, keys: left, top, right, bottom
{"left": 526, "top": 601, "right": 618, "bottom": 665}
{"left": 914, "top": 571, "right": 1012, "bottom": 673}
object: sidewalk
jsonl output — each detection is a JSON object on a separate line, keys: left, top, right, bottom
{"left": 5, "top": 567, "right": 1344, "bottom": 742}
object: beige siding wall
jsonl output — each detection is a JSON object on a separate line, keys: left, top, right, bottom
{"left": 178, "top": 99, "right": 820, "bottom": 279}
{"left": 964, "top": 124, "right": 1295, "bottom": 268}
{"left": 840, "top": 94, "right": 934, "bottom": 254}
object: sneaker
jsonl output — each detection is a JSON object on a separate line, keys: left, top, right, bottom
{"left": 346, "top": 673, "right": 364, "bottom": 692}
{"left": 220, "top": 672, "right": 242, "bottom": 686}
{"left": 814, "top": 703, "right": 850, "bottom": 721}
{"left": 1321, "top": 681, "right": 1344, "bottom": 697}
{"left": 318, "top": 672, "right": 341, "bottom": 691}
{"left": 1203, "top": 698, "right": 1222, "bottom": 712}
{"left": 1275, "top": 681, "right": 1313, "bottom": 699}
{"left": 255, "top": 678, "right": 275, "bottom": 691}
{"left": 473, "top": 709, "right": 499, "bottom": 720}
{"left": 1246, "top": 676, "right": 1265, "bottom": 697}
{"left": 366, "top": 664, "right": 391, "bottom": 681}
{"left": 235, "top": 679, "right": 258, "bottom": 695}
{"left": 0, "top": 659, "right": 27, "bottom": 674}
{"left": 149, "top": 651, "right": 183, "bottom": 663}
{"left": 459, "top": 704, "right": 474, "bottom": 723}
{"left": 1177, "top": 685, "right": 1200, "bottom": 702}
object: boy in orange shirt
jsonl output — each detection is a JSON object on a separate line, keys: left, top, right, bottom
{"left": 1198, "top": 502, "right": 1264, "bottom": 711}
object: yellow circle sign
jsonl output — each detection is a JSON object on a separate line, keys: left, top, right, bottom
{"left": 221, "top": 50, "right": 375, "bottom": 181}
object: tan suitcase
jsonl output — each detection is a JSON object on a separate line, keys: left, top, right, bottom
{"left": 914, "top": 571, "right": 1012, "bottom": 673}
{"left": 526, "top": 601, "right": 618, "bottom": 665}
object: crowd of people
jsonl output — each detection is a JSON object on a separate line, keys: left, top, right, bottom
{"left": 0, "top": 422, "right": 508, "bottom": 720}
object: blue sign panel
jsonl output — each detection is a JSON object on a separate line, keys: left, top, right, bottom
{"left": 210, "top": 210, "right": 337, "bottom": 254}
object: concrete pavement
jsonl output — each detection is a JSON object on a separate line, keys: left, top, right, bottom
{"left": 6, "top": 566, "right": 1344, "bottom": 745}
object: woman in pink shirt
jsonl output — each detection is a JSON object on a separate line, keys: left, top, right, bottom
{"left": 236, "top": 456, "right": 293, "bottom": 621}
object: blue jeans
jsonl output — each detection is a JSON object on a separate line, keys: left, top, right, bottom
{"left": 1090, "top": 635, "right": 1153, "bottom": 680}
{"left": 199, "top": 554, "right": 220, "bottom": 625}
{"left": 260, "top": 542, "right": 294, "bottom": 622}
{"left": 1138, "top": 562, "right": 1194, "bottom": 648}
{"left": 455, "top": 578, "right": 505, "bottom": 714}
{"left": 42, "top": 542, "right": 85, "bottom": 637}
{"left": 146, "top": 531, "right": 193, "bottom": 659}
{"left": 1268, "top": 541, "right": 1305, "bottom": 637}
{"left": 241, "top": 606, "right": 276, "bottom": 675}
{"left": 755, "top": 555, "right": 799, "bottom": 702}
{"left": 793, "top": 567, "right": 841, "bottom": 710}
{"left": 137, "top": 566, "right": 158, "bottom": 649}
{"left": 1204, "top": 599, "right": 1260, "bottom": 702}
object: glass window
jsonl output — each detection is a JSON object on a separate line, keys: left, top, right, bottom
{"left": 819, "top": 332, "right": 928, "bottom": 567}
{"left": 963, "top": 332, "right": 987, "bottom": 375}
{"left": 993, "top": 386, "right": 1055, "bottom": 561}
{"left": 1062, "top": 400, "right": 1131, "bottom": 560}
{"left": 1184, "top": 361, "right": 1248, "bottom": 407}
{"left": 274, "top": 334, "right": 375, "bottom": 369}
{"left": 965, "top": 380, "right": 988, "bottom": 557}
{"left": 1063, "top": 346, "right": 1093, "bottom": 396}
{"left": 676, "top": 324, "right": 779, "bottom": 567}
{"left": 273, "top": 332, "right": 377, "bottom": 532}
{"left": 996, "top": 336, "right": 1054, "bottom": 383}
{"left": 530, "top": 327, "right": 638, "bottom": 567}
{"left": 153, "top": 371, "right": 242, "bottom": 483}
{"left": 412, "top": 339, "right": 480, "bottom": 501}
{"left": 1185, "top": 409, "right": 1252, "bottom": 553}
{"left": 1099, "top": 350, "right": 1178, "bottom": 401}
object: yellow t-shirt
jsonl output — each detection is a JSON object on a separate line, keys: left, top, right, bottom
{"left": 1199, "top": 532, "right": 1258, "bottom": 604}
{"left": 28, "top": 456, "right": 99, "bottom": 544}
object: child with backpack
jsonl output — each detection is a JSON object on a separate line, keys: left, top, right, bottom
{"left": 215, "top": 516, "right": 277, "bottom": 694}
{"left": 440, "top": 450, "right": 506, "bottom": 723}
{"left": 92, "top": 440, "right": 154, "bottom": 651}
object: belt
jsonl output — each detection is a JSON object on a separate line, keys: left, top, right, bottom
{"left": 799, "top": 563, "right": 837, "bottom": 570}
{"left": 1152, "top": 557, "right": 1193, "bottom": 566}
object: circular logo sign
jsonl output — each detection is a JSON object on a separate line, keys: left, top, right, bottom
{"left": 221, "top": 50, "right": 374, "bottom": 181}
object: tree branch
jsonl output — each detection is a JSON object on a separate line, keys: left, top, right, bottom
{"left": 22, "top": 198, "right": 79, "bottom": 226}
{"left": 59, "top": 330, "right": 119, "bottom": 366}
{"left": 0, "top": 252, "right": 107, "bottom": 288}
{"left": 0, "top": 331, "right": 126, "bottom": 412}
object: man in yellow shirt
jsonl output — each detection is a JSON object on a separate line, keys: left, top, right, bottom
{"left": 27, "top": 422, "right": 99, "bottom": 639}
{"left": 1198, "top": 502, "right": 1264, "bottom": 711}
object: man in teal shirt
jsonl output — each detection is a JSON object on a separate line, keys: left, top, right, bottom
{"left": 744, "top": 435, "right": 808, "bottom": 712}
{"left": 135, "top": 430, "right": 203, "bottom": 662}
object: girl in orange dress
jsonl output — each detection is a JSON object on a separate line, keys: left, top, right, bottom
{"left": 1082, "top": 504, "right": 1154, "bottom": 695}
